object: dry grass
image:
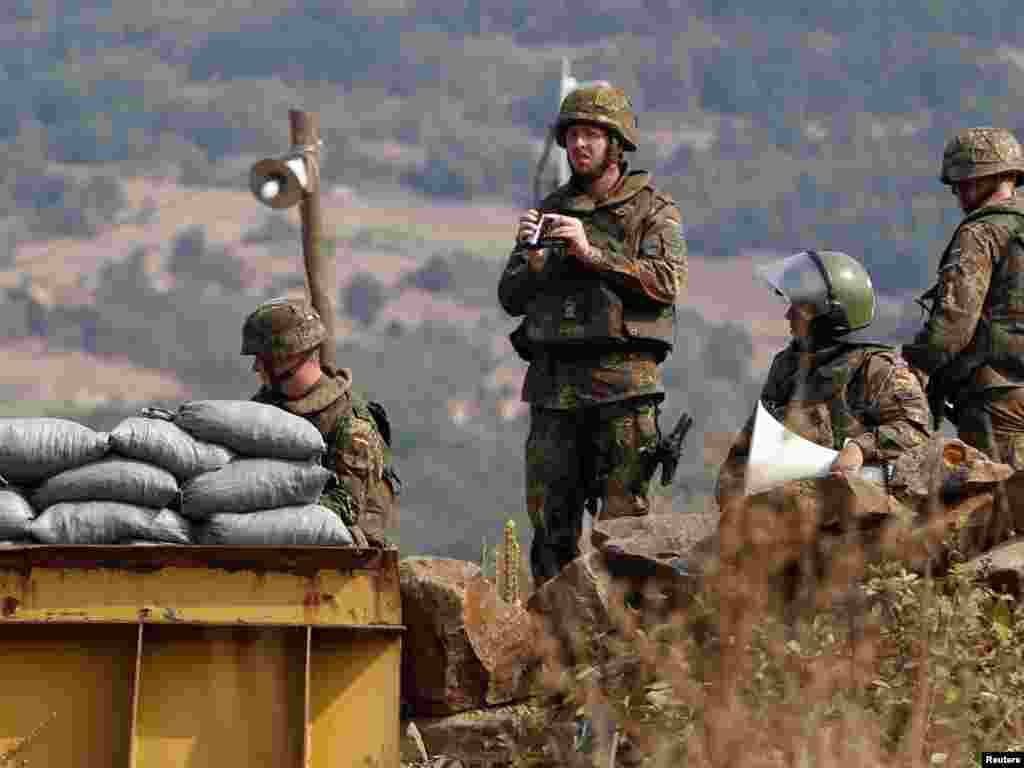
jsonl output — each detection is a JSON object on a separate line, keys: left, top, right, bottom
{"left": 507, "top": 488, "right": 1024, "bottom": 767}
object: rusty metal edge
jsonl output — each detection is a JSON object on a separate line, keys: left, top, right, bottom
{"left": 0, "top": 618, "right": 406, "bottom": 630}
{"left": 0, "top": 545, "right": 398, "bottom": 576}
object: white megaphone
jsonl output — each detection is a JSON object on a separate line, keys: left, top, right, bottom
{"left": 744, "top": 401, "right": 842, "bottom": 496}
{"left": 249, "top": 151, "right": 311, "bottom": 210}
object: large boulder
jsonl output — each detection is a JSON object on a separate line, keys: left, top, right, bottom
{"left": 963, "top": 537, "right": 1024, "bottom": 597}
{"left": 889, "top": 437, "right": 1013, "bottom": 504}
{"left": 528, "top": 514, "right": 720, "bottom": 646}
{"left": 526, "top": 550, "right": 616, "bottom": 642}
{"left": 400, "top": 557, "right": 539, "bottom": 717}
{"left": 400, "top": 704, "right": 538, "bottom": 766}
{"left": 591, "top": 512, "right": 718, "bottom": 617}
{"left": 590, "top": 510, "right": 718, "bottom": 553}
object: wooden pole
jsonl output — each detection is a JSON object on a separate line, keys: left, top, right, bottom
{"left": 289, "top": 110, "right": 337, "bottom": 371}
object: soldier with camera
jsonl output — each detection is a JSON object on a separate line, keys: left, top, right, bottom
{"left": 498, "top": 83, "right": 687, "bottom": 585}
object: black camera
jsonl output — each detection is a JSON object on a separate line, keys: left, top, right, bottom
{"left": 528, "top": 214, "right": 564, "bottom": 248}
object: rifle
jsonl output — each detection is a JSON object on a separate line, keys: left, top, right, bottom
{"left": 640, "top": 411, "right": 695, "bottom": 488}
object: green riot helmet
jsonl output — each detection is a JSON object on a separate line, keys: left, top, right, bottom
{"left": 241, "top": 296, "right": 327, "bottom": 360}
{"left": 940, "top": 127, "right": 1024, "bottom": 185}
{"left": 757, "top": 250, "right": 876, "bottom": 338}
{"left": 555, "top": 83, "right": 639, "bottom": 152}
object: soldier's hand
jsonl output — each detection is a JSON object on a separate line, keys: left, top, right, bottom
{"left": 830, "top": 441, "right": 864, "bottom": 478}
{"left": 516, "top": 209, "right": 542, "bottom": 245}
{"left": 546, "top": 215, "right": 592, "bottom": 263}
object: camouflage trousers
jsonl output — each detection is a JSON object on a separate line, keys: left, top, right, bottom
{"left": 525, "top": 397, "right": 660, "bottom": 585}
{"left": 956, "top": 392, "right": 1024, "bottom": 557}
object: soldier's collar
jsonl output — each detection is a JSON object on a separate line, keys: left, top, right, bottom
{"left": 280, "top": 367, "right": 353, "bottom": 416}
{"left": 553, "top": 167, "right": 651, "bottom": 213}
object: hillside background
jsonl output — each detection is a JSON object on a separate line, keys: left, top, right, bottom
{"left": 2, "top": 0, "right": 1019, "bottom": 560}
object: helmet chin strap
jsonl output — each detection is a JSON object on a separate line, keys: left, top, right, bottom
{"left": 804, "top": 249, "right": 849, "bottom": 341}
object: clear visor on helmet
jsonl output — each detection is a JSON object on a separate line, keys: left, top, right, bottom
{"left": 756, "top": 252, "right": 829, "bottom": 316}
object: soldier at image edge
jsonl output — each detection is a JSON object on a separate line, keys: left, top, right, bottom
{"left": 903, "top": 126, "right": 1024, "bottom": 555}
{"left": 498, "top": 82, "right": 688, "bottom": 586}
{"left": 241, "top": 296, "right": 400, "bottom": 547}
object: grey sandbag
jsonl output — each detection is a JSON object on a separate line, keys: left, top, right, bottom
{"left": 0, "top": 489, "right": 35, "bottom": 540}
{"left": 181, "top": 458, "right": 332, "bottom": 519}
{"left": 0, "top": 418, "right": 109, "bottom": 485}
{"left": 197, "top": 505, "right": 354, "bottom": 546}
{"left": 29, "top": 502, "right": 192, "bottom": 544}
{"left": 110, "top": 416, "right": 234, "bottom": 480}
{"left": 32, "top": 458, "right": 180, "bottom": 511}
{"left": 175, "top": 400, "right": 324, "bottom": 461}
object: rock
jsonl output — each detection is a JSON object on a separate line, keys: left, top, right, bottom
{"left": 963, "top": 537, "right": 1024, "bottom": 597}
{"left": 590, "top": 510, "right": 718, "bottom": 552}
{"left": 526, "top": 550, "right": 616, "bottom": 636}
{"left": 400, "top": 703, "right": 538, "bottom": 766}
{"left": 590, "top": 512, "right": 719, "bottom": 617}
{"left": 400, "top": 557, "right": 539, "bottom": 717}
{"left": 889, "top": 437, "right": 1013, "bottom": 504}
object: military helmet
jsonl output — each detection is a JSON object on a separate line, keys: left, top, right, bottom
{"left": 757, "top": 250, "right": 875, "bottom": 336}
{"left": 555, "top": 83, "right": 639, "bottom": 152}
{"left": 940, "top": 127, "right": 1024, "bottom": 185}
{"left": 241, "top": 296, "right": 326, "bottom": 360}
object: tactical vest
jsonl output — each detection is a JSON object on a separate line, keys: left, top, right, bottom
{"left": 761, "top": 344, "right": 894, "bottom": 451}
{"left": 518, "top": 184, "right": 676, "bottom": 361}
{"left": 928, "top": 197, "right": 1024, "bottom": 393}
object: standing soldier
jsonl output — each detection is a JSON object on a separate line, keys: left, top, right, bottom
{"left": 499, "top": 83, "right": 687, "bottom": 585}
{"left": 903, "top": 127, "right": 1024, "bottom": 553}
{"left": 241, "top": 296, "right": 399, "bottom": 547}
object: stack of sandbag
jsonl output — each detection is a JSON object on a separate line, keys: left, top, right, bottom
{"left": 174, "top": 400, "right": 354, "bottom": 546}
{"left": 0, "top": 417, "right": 192, "bottom": 545}
{"left": 0, "top": 482, "right": 35, "bottom": 546}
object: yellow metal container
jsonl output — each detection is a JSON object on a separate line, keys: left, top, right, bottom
{"left": 0, "top": 545, "right": 402, "bottom": 767}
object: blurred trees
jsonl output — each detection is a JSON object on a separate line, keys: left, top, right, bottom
{"left": 4, "top": 0, "right": 1023, "bottom": 288}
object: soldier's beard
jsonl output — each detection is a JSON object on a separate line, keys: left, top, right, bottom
{"left": 571, "top": 152, "right": 612, "bottom": 183}
{"left": 569, "top": 139, "right": 624, "bottom": 189}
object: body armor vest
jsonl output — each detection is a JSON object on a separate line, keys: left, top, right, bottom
{"left": 761, "top": 344, "right": 893, "bottom": 451}
{"left": 519, "top": 184, "right": 676, "bottom": 361}
{"left": 929, "top": 197, "right": 1024, "bottom": 394}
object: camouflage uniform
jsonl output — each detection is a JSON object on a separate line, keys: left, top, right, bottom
{"left": 903, "top": 127, "right": 1024, "bottom": 552}
{"left": 243, "top": 298, "right": 398, "bottom": 543}
{"left": 499, "top": 85, "right": 687, "bottom": 584}
{"left": 253, "top": 369, "right": 397, "bottom": 535}
{"left": 717, "top": 342, "right": 932, "bottom": 504}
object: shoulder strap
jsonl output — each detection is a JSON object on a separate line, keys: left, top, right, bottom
{"left": 941, "top": 202, "right": 1024, "bottom": 268}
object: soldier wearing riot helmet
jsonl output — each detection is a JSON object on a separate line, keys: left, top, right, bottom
{"left": 903, "top": 126, "right": 1024, "bottom": 553}
{"left": 241, "top": 296, "right": 399, "bottom": 545}
{"left": 498, "top": 83, "right": 688, "bottom": 585}
{"left": 716, "top": 250, "right": 931, "bottom": 506}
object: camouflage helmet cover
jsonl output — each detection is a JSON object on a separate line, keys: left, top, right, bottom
{"left": 757, "top": 249, "right": 876, "bottom": 335}
{"left": 555, "top": 83, "right": 639, "bottom": 152}
{"left": 940, "top": 127, "right": 1024, "bottom": 185}
{"left": 241, "top": 296, "right": 326, "bottom": 360}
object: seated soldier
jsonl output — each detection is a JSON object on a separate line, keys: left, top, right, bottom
{"left": 240, "top": 297, "right": 399, "bottom": 547}
{"left": 717, "top": 249, "right": 932, "bottom": 503}
{"left": 711, "top": 251, "right": 933, "bottom": 604}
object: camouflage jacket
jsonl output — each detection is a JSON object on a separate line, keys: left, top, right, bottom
{"left": 253, "top": 368, "right": 397, "bottom": 528}
{"left": 717, "top": 342, "right": 932, "bottom": 502}
{"left": 498, "top": 167, "right": 687, "bottom": 410}
{"left": 904, "top": 194, "right": 1024, "bottom": 399}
